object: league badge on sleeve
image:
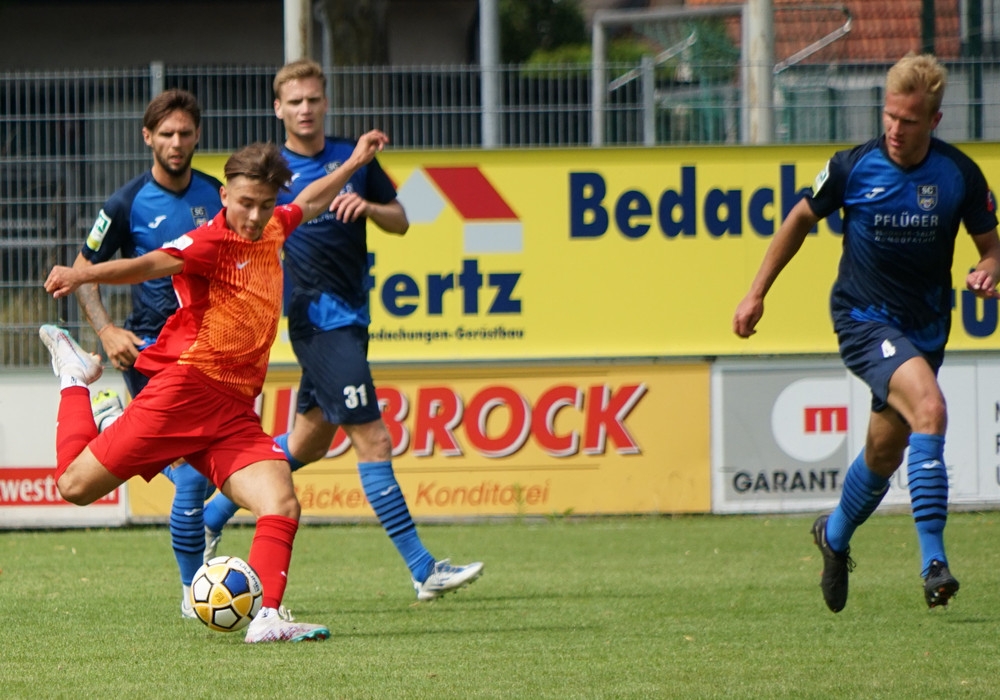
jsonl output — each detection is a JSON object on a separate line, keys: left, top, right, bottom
{"left": 813, "top": 161, "right": 831, "bottom": 195}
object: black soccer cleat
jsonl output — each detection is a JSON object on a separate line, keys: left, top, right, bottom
{"left": 811, "top": 514, "right": 855, "bottom": 613}
{"left": 923, "top": 559, "right": 959, "bottom": 609}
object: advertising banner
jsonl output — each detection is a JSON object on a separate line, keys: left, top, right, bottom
{"left": 128, "top": 362, "right": 712, "bottom": 519}
{"left": 712, "top": 357, "right": 997, "bottom": 514}
{"left": 196, "top": 144, "right": 1000, "bottom": 362}
{"left": 0, "top": 373, "right": 129, "bottom": 528}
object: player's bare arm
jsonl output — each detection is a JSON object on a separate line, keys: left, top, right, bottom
{"left": 733, "top": 198, "right": 821, "bottom": 338}
{"left": 294, "top": 130, "right": 390, "bottom": 222}
{"left": 46, "top": 250, "right": 184, "bottom": 299}
{"left": 72, "top": 252, "right": 145, "bottom": 369}
{"left": 329, "top": 194, "right": 409, "bottom": 235}
{"left": 967, "top": 228, "right": 1000, "bottom": 299}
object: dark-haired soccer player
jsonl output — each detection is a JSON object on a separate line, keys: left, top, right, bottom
{"left": 734, "top": 53, "right": 1000, "bottom": 612}
{"left": 72, "top": 88, "right": 221, "bottom": 619}
{"left": 202, "top": 58, "right": 483, "bottom": 601}
{"left": 41, "top": 130, "right": 389, "bottom": 642}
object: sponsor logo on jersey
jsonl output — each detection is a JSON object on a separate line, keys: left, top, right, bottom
{"left": 864, "top": 187, "right": 885, "bottom": 199}
{"left": 148, "top": 214, "right": 167, "bottom": 228}
{"left": 917, "top": 184, "right": 937, "bottom": 211}
{"left": 86, "top": 209, "right": 112, "bottom": 251}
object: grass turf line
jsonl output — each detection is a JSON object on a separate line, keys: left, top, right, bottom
{"left": 2, "top": 513, "right": 1000, "bottom": 698}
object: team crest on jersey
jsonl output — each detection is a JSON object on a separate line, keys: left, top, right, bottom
{"left": 324, "top": 161, "right": 341, "bottom": 174}
{"left": 917, "top": 185, "right": 937, "bottom": 211}
{"left": 191, "top": 206, "right": 209, "bottom": 226}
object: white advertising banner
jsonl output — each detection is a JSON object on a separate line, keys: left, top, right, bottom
{"left": 712, "top": 356, "right": 999, "bottom": 514}
{"left": 0, "top": 372, "right": 129, "bottom": 528}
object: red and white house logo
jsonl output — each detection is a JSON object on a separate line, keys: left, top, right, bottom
{"left": 397, "top": 166, "right": 523, "bottom": 254}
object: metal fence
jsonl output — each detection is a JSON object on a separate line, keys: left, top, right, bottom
{"left": 5, "top": 59, "right": 1000, "bottom": 368}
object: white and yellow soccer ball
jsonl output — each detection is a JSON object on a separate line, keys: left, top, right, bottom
{"left": 189, "top": 556, "right": 263, "bottom": 632}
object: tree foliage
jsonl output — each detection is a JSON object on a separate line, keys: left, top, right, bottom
{"left": 499, "top": 0, "right": 588, "bottom": 63}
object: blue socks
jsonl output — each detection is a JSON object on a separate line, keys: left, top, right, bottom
{"left": 202, "top": 433, "right": 437, "bottom": 583}
{"left": 826, "top": 451, "right": 889, "bottom": 554}
{"left": 162, "top": 462, "right": 215, "bottom": 585}
{"left": 203, "top": 433, "right": 307, "bottom": 532}
{"left": 359, "top": 460, "right": 435, "bottom": 582}
{"left": 907, "top": 433, "right": 948, "bottom": 575}
{"left": 827, "top": 434, "right": 950, "bottom": 577}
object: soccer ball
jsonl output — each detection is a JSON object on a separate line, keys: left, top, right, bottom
{"left": 189, "top": 556, "right": 263, "bottom": 632}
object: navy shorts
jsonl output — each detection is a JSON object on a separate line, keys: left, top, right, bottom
{"left": 836, "top": 318, "right": 943, "bottom": 412}
{"left": 291, "top": 325, "right": 382, "bottom": 426}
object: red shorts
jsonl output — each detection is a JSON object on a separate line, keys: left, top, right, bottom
{"left": 89, "top": 364, "right": 285, "bottom": 487}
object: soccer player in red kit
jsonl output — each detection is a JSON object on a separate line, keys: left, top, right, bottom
{"left": 41, "top": 130, "right": 389, "bottom": 643}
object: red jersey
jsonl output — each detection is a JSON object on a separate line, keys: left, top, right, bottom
{"left": 134, "top": 205, "right": 303, "bottom": 399}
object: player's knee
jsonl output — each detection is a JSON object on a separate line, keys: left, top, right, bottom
{"left": 254, "top": 491, "right": 301, "bottom": 521}
{"left": 913, "top": 396, "right": 947, "bottom": 434}
{"left": 57, "top": 473, "right": 96, "bottom": 506}
{"left": 351, "top": 423, "right": 393, "bottom": 462}
{"left": 296, "top": 440, "right": 330, "bottom": 464}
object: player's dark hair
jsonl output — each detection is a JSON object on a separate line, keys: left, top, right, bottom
{"left": 223, "top": 142, "right": 292, "bottom": 191}
{"left": 143, "top": 89, "right": 202, "bottom": 131}
{"left": 274, "top": 58, "right": 326, "bottom": 99}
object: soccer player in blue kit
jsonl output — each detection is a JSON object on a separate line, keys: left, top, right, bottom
{"left": 202, "top": 59, "right": 484, "bottom": 600}
{"left": 71, "top": 89, "right": 222, "bottom": 619}
{"left": 733, "top": 54, "right": 1000, "bottom": 612}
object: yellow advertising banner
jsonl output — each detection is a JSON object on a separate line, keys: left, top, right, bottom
{"left": 126, "top": 362, "right": 711, "bottom": 518}
{"left": 195, "top": 143, "right": 1000, "bottom": 360}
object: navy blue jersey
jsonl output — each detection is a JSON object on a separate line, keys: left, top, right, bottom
{"left": 278, "top": 137, "right": 398, "bottom": 339}
{"left": 809, "top": 136, "right": 997, "bottom": 351}
{"left": 80, "top": 170, "right": 222, "bottom": 339}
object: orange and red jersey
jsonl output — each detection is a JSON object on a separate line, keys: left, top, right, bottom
{"left": 134, "top": 205, "right": 303, "bottom": 399}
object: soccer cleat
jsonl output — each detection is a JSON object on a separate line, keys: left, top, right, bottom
{"left": 811, "top": 514, "right": 854, "bottom": 613}
{"left": 923, "top": 559, "right": 959, "bottom": 608}
{"left": 243, "top": 606, "right": 330, "bottom": 644}
{"left": 203, "top": 528, "right": 222, "bottom": 564}
{"left": 180, "top": 585, "right": 197, "bottom": 620}
{"left": 39, "top": 324, "right": 103, "bottom": 385}
{"left": 91, "top": 389, "right": 124, "bottom": 432}
{"left": 413, "top": 559, "right": 485, "bottom": 601}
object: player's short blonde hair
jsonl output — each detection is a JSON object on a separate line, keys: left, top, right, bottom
{"left": 273, "top": 58, "right": 326, "bottom": 100}
{"left": 886, "top": 53, "right": 947, "bottom": 116}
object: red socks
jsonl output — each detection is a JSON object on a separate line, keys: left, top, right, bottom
{"left": 249, "top": 514, "right": 299, "bottom": 609}
{"left": 55, "top": 386, "right": 97, "bottom": 480}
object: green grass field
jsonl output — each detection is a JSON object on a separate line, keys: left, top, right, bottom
{"left": 3, "top": 513, "right": 1000, "bottom": 699}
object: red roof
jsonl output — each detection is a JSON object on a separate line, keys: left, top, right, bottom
{"left": 686, "top": 0, "right": 961, "bottom": 62}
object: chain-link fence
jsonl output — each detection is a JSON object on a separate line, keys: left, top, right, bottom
{"left": 5, "top": 59, "right": 1000, "bottom": 368}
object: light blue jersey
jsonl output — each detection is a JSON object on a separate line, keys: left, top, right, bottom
{"left": 810, "top": 136, "right": 997, "bottom": 351}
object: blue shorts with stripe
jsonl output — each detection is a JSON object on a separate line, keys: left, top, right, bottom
{"left": 291, "top": 325, "right": 382, "bottom": 426}
{"left": 835, "top": 316, "right": 943, "bottom": 413}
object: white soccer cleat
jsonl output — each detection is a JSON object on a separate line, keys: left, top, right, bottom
{"left": 91, "top": 389, "right": 124, "bottom": 432}
{"left": 243, "top": 606, "right": 330, "bottom": 644}
{"left": 39, "top": 324, "right": 103, "bottom": 385}
{"left": 413, "top": 559, "right": 485, "bottom": 601}
{"left": 181, "top": 584, "right": 197, "bottom": 620}
{"left": 203, "top": 528, "right": 222, "bottom": 564}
